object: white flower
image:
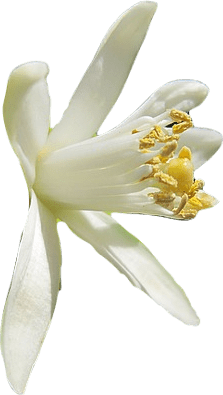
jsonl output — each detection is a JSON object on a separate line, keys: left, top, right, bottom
{"left": 1, "top": 2, "right": 222, "bottom": 394}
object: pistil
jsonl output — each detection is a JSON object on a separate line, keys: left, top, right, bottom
{"left": 133, "top": 108, "right": 215, "bottom": 218}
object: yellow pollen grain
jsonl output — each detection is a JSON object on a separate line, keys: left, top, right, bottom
{"left": 149, "top": 191, "right": 176, "bottom": 203}
{"left": 139, "top": 137, "right": 155, "bottom": 149}
{"left": 188, "top": 179, "right": 205, "bottom": 197}
{"left": 151, "top": 125, "right": 179, "bottom": 143}
{"left": 179, "top": 208, "right": 197, "bottom": 219}
{"left": 154, "top": 171, "right": 178, "bottom": 188}
{"left": 146, "top": 156, "right": 161, "bottom": 165}
{"left": 132, "top": 129, "right": 139, "bottom": 134}
{"left": 170, "top": 109, "right": 192, "bottom": 123}
{"left": 188, "top": 196, "right": 203, "bottom": 209}
{"left": 195, "top": 193, "right": 216, "bottom": 209}
{"left": 170, "top": 109, "right": 193, "bottom": 134}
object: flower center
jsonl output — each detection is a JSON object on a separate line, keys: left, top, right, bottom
{"left": 133, "top": 109, "right": 216, "bottom": 219}
{"left": 166, "top": 146, "right": 194, "bottom": 195}
{"left": 34, "top": 108, "right": 216, "bottom": 219}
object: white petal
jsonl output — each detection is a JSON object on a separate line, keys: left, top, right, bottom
{"left": 3, "top": 62, "right": 50, "bottom": 186}
{"left": 46, "top": 2, "right": 157, "bottom": 150}
{"left": 121, "top": 79, "right": 209, "bottom": 124}
{"left": 174, "top": 127, "right": 223, "bottom": 169}
{"left": 1, "top": 191, "right": 61, "bottom": 394}
{"left": 57, "top": 209, "right": 199, "bottom": 326}
{"left": 35, "top": 126, "right": 176, "bottom": 217}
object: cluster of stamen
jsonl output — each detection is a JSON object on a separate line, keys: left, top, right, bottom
{"left": 132, "top": 109, "right": 215, "bottom": 219}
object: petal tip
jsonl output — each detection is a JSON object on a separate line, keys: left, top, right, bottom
{"left": 195, "top": 80, "right": 209, "bottom": 100}
{"left": 132, "top": 1, "right": 158, "bottom": 17}
{"left": 9, "top": 61, "right": 49, "bottom": 83}
{"left": 187, "top": 313, "right": 200, "bottom": 327}
{"left": 177, "top": 309, "right": 200, "bottom": 327}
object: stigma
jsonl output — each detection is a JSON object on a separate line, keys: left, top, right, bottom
{"left": 135, "top": 109, "right": 216, "bottom": 219}
{"left": 166, "top": 146, "right": 194, "bottom": 195}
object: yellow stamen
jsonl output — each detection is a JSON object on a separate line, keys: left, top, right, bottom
{"left": 139, "top": 137, "right": 155, "bottom": 149}
{"left": 134, "top": 109, "right": 215, "bottom": 218}
{"left": 138, "top": 122, "right": 180, "bottom": 152}
{"left": 146, "top": 156, "right": 161, "bottom": 165}
{"left": 188, "top": 179, "right": 205, "bottom": 198}
{"left": 154, "top": 171, "right": 178, "bottom": 188}
{"left": 149, "top": 191, "right": 176, "bottom": 203}
{"left": 179, "top": 208, "right": 197, "bottom": 219}
{"left": 160, "top": 141, "right": 178, "bottom": 158}
{"left": 188, "top": 196, "right": 203, "bottom": 209}
{"left": 170, "top": 109, "right": 193, "bottom": 134}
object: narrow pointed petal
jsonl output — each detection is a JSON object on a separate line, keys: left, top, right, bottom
{"left": 174, "top": 127, "right": 223, "bottom": 169}
{"left": 57, "top": 209, "right": 199, "bottom": 326}
{"left": 3, "top": 62, "right": 50, "bottom": 186}
{"left": 1, "top": 191, "right": 61, "bottom": 394}
{"left": 111, "top": 80, "right": 209, "bottom": 133}
{"left": 46, "top": 2, "right": 157, "bottom": 150}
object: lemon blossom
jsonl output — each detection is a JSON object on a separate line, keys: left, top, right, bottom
{"left": 1, "top": 2, "right": 222, "bottom": 394}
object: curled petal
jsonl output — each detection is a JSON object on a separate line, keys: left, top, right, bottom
{"left": 3, "top": 62, "right": 50, "bottom": 187}
{"left": 57, "top": 209, "right": 199, "bottom": 326}
{"left": 174, "top": 127, "right": 223, "bottom": 169}
{"left": 120, "top": 79, "right": 209, "bottom": 125}
{"left": 46, "top": 1, "right": 157, "bottom": 149}
{"left": 1, "top": 191, "right": 61, "bottom": 394}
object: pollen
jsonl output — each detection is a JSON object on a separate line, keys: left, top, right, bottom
{"left": 139, "top": 137, "right": 155, "bottom": 149}
{"left": 133, "top": 108, "right": 216, "bottom": 219}
{"left": 154, "top": 171, "right": 178, "bottom": 188}
{"left": 149, "top": 191, "right": 176, "bottom": 203}
{"left": 138, "top": 122, "right": 180, "bottom": 153}
{"left": 160, "top": 141, "right": 178, "bottom": 158}
{"left": 170, "top": 109, "right": 193, "bottom": 134}
{"left": 188, "top": 179, "right": 205, "bottom": 198}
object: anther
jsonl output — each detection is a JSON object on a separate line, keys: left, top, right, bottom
{"left": 180, "top": 208, "right": 197, "bottom": 219}
{"left": 188, "top": 196, "right": 203, "bottom": 209}
{"left": 154, "top": 171, "right": 178, "bottom": 188}
{"left": 188, "top": 179, "right": 205, "bottom": 197}
{"left": 139, "top": 137, "right": 155, "bottom": 150}
{"left": 149, "top": 191, "right": 176, "bottom": 203}
{"left": 170, "top": 109, "right": 193, "bottom": 134}
{"left": 170, "top": 109, "right": 192, "bottom": 123}
{"left": 160, "top": 141, "right": 178, "bottom": 158}
{"left": 173, "top": 193, "right": 188, "bottom": 215}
